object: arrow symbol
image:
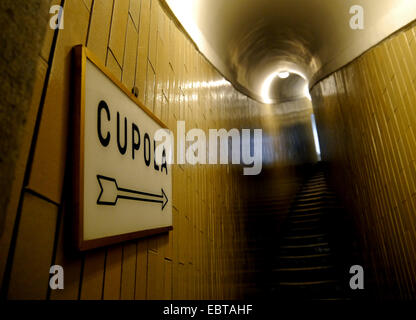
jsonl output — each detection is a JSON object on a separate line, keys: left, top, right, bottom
{"left": 96, "top": 175, "right": 168, "bottom": 210}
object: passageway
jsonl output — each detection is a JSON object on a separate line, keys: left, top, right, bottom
{"left": 273, "top": 165, "right": 356, "bottom": 300}
{"left": 243, "top": 163, "right": 364, "bottom": 300}
{"left": 163, "top": 0, "right": 416, "bottom": 300}
{"left": 2, "top": 0, "right": 416, "bottom": 302}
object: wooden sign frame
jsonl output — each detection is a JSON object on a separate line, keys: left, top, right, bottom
{"left": 72, "top": 45, "right": 172, "bottom": 251}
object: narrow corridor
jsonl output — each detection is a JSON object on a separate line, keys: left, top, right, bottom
{"left": 2, "top": 0, "right": 416, "bottom": 304}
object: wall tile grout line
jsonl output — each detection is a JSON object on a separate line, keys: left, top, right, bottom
{"left": 85, "top": 0, "right": 95, "bottom": 47}
{"left": 105, "top": 0, "right": 116, "bottom": 66}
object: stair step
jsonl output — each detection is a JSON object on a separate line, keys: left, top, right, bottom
{"left": 276, "top": 256, "right": 334, "bottom": 268}
{"left": 297, "top": 191, "right": 332, "bottom": 197}
{"left": 291, "top": 206, "right": 327, "bottom": 213}
{"left": 278, "top": 253, "right": 332, "bottom": 259}
{"left": 290, "top": 225, "right": 325, "bottom": 232}
{"left": 296, "top": 196, "right": 333, "bottom": 204}
{"left": 275, "top": 265, "right": 334, "bottom": 272}
{"left": 301, "top": 185, "right": 328, "bottom": 191}
{"left": 278, "top": 279, "right": 338, "bottom": 286}
{"left": 290, "top": 217, "right": 322, "bottom": 224}
{"left": 274, "top": 168, "right": 348, "bottom": 300}
{"left": 281, "top": 234, "right": 328, "bottom": 247}
{"left": 284, "top": 233, "right": 327, "bottom": 240}
{"left": 289, "top": 211, "right": 325, "bottom": 218}
{"left": 280, "top": 242, "right": 329, "bottom": 249}
{"left": 294, "top": 201, "right": 328, "bottom": 208}
{"left": 279, "top": 245, "right": 331, "bottom": 256}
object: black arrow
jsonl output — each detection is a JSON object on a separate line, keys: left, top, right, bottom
{"left": 96, "top": 175, "right": 168, "bottom": 210}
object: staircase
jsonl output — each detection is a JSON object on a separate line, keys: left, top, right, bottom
{"left": 273, "top": 169, "right": 350, "bottom": 300}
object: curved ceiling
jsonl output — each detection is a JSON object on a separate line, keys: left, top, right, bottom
{"left": 164, "top": 0, "right": 416, "bottom": 103}
{"left": 268, "top": 74, "right": 309, "bottom": 103}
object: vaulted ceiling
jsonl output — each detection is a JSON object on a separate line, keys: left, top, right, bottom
{"left": 165, "top": 0, "right": 416, "bottom": 103}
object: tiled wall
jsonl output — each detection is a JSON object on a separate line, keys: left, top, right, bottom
{"left": 0, "top": 0, "right": 316, "bottom": 299}
{"left": 311, "top": 21, "right": 416, "bottom": 299}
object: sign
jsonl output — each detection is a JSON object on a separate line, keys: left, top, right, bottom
{"left": 73, "top": 45, "right": 172, "bottom": 251}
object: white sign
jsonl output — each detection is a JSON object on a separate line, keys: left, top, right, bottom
{"left": 73, "top": 46, "right": 172, "bottom": 250}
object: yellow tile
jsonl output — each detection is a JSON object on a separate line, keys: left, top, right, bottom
{"left": 145, "top": 60, "right": 156, "bottom": 110}
{"left": 120, "top": 242, "right": 137, "bottom": 300}
{"left": 148, "top": 234, "right": 158, "bottom": 252}
{"left": 108, "top": 0, "right": 129, "bottom": 65}
{"left": 122, "top": 16, "right": 138, "bottom": 90}
{"left": 50, "top": 208, "right": 83, "bottom": 300}
{"left": 168, "top": 20, "right": 177, "bottom": 71}
{"left": 135, "top": 0, "right": 151, "bottom": 102}
{"left": 147, "top": 251, "right": 164, "bottom": 299}
{"left": 157, "top": 2, "right": 166, "bottom": 43}
{"left": 7, "top": 193, "right": 58, "bottom": 299}
{"left": 161, "top": 92, "right": 169, "bottom": 125}
{"left": 103, "top": 244, "right": 123, "bottom": 300}
{"left": 107, "top": 48, "right": 122, "bottom": 80}
{"left": 129, "top": 0, "right": 141, "bottom": 29}
{"left": 148, "top": 0, "right": 159, "bottom": 68}
{"left": 87, "top": 0, "right": 114, "bottom": 63}
{"left": 164, "top": 259, "right": 172, "bottom": 299}
{"left": 135, "top": 239, "right": 148, "bottom": 299}
{"left": 82, "top": 0, "right": 93, "bottom": 10}
{"left": 28, "top": 0, "right": 90, "bottom": 203}
{"left": 80, "top": 248, "right": 106, "bottom": 300}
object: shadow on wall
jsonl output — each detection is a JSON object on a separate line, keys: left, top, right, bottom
{"left": 0, "top": 0, "right": 51, "bottom": 234}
